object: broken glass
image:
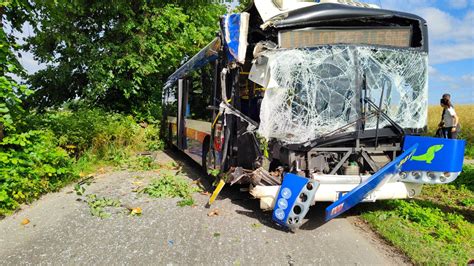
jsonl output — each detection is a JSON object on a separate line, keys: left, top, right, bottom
{"left": 255, "top": 46, "right": 428, "bottom": 144}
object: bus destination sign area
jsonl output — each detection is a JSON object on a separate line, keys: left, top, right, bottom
{"left": 279, "top": 28, "right": 412, "bottom": 49}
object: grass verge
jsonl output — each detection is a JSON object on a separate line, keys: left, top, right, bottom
{"left": 361, "top": 166, "right": 474, "bottom": 264}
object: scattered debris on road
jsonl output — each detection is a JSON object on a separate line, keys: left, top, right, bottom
{"left": 86, "top": 194, "right": 121, "bottom": 219}
{"left": 130, "top": 207, "right": 142, "bottom": 216}
{"left": 207, "top": 208, "right": 220, "bottom": 217}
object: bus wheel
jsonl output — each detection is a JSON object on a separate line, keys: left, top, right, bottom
{"left": 202, "top": 138, "right": 217, "bottom": 178}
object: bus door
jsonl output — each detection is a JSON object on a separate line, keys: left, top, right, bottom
{"left": 177, "top": 78, "right": 189, "bottom": 150}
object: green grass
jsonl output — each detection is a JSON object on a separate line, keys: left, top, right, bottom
{"left": 361, "top": 166, "right": 474, "bottom": 264}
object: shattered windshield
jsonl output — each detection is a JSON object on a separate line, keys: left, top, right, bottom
{"left": 256, "top": 46, "right": 428, "bottom": 144}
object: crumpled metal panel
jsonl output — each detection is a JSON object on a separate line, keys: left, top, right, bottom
{"left": 222, "top": 12, "right": 249, "bottom": 64}
{"left": 257, "top": 46, "right": 428, "bottom": 144}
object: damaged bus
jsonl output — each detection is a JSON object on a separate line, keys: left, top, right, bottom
{"left": 162, "top": 0, "right": 465, "bottom": 229}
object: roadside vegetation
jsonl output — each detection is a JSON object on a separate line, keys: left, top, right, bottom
{"left": 0, "top": 0, "right": 224, "bottom": 216}
{"left": 362, "top": 167, "right": 474, "bottom": 264}
{"left": 362, "top": 106, "right": 474, "bottom": 264}
{"left": 0, "top": 107, "right": 163, "bottom": 215}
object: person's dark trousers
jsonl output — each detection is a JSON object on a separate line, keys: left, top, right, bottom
{"left": 442, "top": 127, "right": 458, "bottom": 139}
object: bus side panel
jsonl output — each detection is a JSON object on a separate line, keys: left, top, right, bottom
{"left": 167, "top": 116, "right": 178, "bottom": 147}
{"left": 182, "top": 119, "right": 212, "bottom": 166}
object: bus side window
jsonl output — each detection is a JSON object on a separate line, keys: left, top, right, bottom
{"left": 187, "top": 69, "right": 213, "bottom": 122}
{"left": 164, "top": 85, "right": 178, "bottom": 117}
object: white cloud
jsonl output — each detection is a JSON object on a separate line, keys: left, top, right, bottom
{"left": 462, "top": 74, "right": 474, "bottom": 84}
{"left": 430, "top": 43, "right": 474, "bottom": 64}
{"left": 413, "top": 7, "right": 474, "bottom": 64}
{"left": 418, "top": 8, "right": 474, "bottom": 41}
{"left": 418, "top": 7, "right": 455, "bottom": 39}
{"left": 428, "top": 65, "right": 438, "bottom": 75}
{"left": 448, "top": 0, "right": 468, "bottom": 9}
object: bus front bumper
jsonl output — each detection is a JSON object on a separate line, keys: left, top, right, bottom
{"left": 249, "top": 176, "right": 423, "bottom": 211}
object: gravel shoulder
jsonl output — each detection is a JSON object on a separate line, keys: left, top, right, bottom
{"left": 0, "top": 150, "right": 409, "bottom": 265}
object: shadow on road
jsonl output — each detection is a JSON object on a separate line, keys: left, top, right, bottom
{"left": 161, "top": 148, "right": 392, "bottom": 231}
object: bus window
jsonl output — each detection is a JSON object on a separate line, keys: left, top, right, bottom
{"left": 164, "top": 85, "right": 178, "bottom": 118}
{"left": 187, "top": 69, "right": 213, "bottom": 122}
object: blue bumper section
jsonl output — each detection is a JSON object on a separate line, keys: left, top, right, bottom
{"left": 272, "top": 173, "right": 319, "bottom": 229}
{"left": 402, "top": 136, "right": 465, "bottom": 173}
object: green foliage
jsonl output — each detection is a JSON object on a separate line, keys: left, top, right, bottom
{"left": 27, "top": 1, "right": 225, "bottom": 117}
{"left": 0, "top": 0, "right": 79, "bottom": 215}
{"left": 0, "top": 0, "right": 34, "bottom": 135}
{"left": 86, "top": 194, "right": 121, "bottom": 219}
{"left": 361, "top": 166, "right": 474, "bottom": 264}
{"left": 28, "top": 108, "right": 162, "bottom": 156}
{"left": 25, "top": 107, "right": 164, "bottom": 174}
{"left": 0, "top": 130, "right": 77, "bottom": 214}
{"left": 1, "top": 106, "right": 165, "bottom": 215}
{"left": 74, "top": 183, "right": 86, "bottom": 196}
{"left": 144, "top": 171, "right": 199, "bottom": 207}
{"left": 122, "top": 156, "right": 159, "bottom": 171}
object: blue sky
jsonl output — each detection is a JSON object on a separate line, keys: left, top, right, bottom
{"left": 16, "top": 0, "right": 474, "bottom": 105}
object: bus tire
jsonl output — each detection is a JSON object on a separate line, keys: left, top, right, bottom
{"left": 202, "top": 136, "right": 217, "bottom": 178}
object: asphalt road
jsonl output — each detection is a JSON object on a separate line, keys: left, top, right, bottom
{"left": 0, "top": 151, "right": 408, "bottom": 265}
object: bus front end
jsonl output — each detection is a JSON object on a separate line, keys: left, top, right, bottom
{"left": 162, "top": 0, "right": 466, "bottom": 230}
{"left": 235, "top": 1, "right": 465, "bottom": 229}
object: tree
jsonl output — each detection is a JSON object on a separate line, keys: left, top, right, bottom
{"left": 0, "top": 0, "right": 35, "bottom": 139}
{"left": 26, "top": 1, "right": 225, "bottom": 119}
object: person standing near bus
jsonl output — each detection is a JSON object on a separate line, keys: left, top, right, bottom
{"left": 438, "top": 94, "right": 459, "bottom": 139}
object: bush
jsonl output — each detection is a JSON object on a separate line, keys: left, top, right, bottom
{"left": 0, "top": 130, "right": 77, "bottom": 214}
{"left": 28, "top": 108, "right": 163, "bottom": 163}
{"left": 1, "top": 108, "right": 164, "bottom": 215}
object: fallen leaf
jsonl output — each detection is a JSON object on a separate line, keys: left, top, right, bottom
{"left": 132, "top": 181, "right": 143, "bottom": 186}
{"left": 251, "top": 223, "right": 262, "bottom": 229}
{"left": 200, "top": 191, "right": 211, "bottom": 196}
{"left": 207, "top": 208, "right": 219, "bottom": 217}
{"left": 130, "top": 207, "right": 142, "bottom": 216}
{"left": 192, "top": 178, "right": 201, "bottom": 185}
{"left": 21, "top": 218, "right": 30, "bottom": 225}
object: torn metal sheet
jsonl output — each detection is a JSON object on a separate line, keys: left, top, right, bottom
{"left": 254, "top": 0, "right": 378, "bottom": 26}
{"left": 222, "top": 12, "right": 250, "bottom": 64}
{"left": 256, "top": 46, "right": 428, "bottom": 144}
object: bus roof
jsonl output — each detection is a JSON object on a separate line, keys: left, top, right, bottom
{"left": 163, "top": 37, "right": 221, "bottom": 89}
